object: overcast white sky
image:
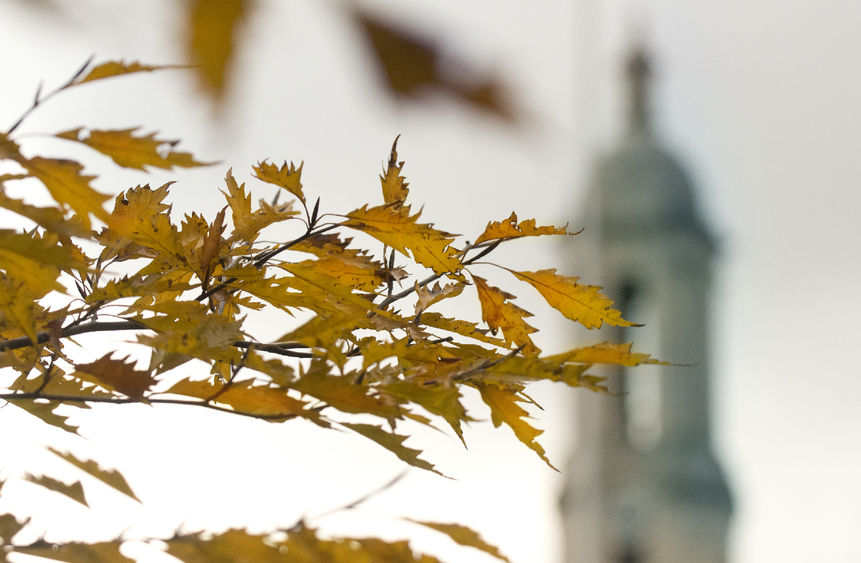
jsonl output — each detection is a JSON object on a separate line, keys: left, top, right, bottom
{"left": 1, "top": 1, "right": 860, "bottom": 562}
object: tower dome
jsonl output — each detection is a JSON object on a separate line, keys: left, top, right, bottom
{"left": 585, "top": 50, "right": 710, "bottom": 243}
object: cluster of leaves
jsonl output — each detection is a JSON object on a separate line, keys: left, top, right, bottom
{"left": 0, "top": 61, "right": 657, "bottom": 562}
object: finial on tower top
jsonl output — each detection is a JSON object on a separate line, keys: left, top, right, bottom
{"left": 626, "top": 47, "right": 651, "bottom": 133}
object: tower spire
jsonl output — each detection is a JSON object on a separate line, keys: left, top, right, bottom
{"left": 626, "top": 47, "right": 651, "bottom": 134}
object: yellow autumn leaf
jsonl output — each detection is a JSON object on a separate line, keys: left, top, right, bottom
{"left": 48, "top": 447, "right": 140, "bottom": 502}
{"left": 381, "top": 136, "right": 409, "bottom": 205}
{"left": 185, "top": 0, "right": 251, "bottom": 101}
{"left": 24, "top": 474, "right": 89, "bottom": 508}
{"left": 549, "top": 341, "right": 664, "bottom": 367}
{"left": 0, "top": 230, "right": 70, "bottom": 296}
{"left": 98, "top": 183, "right": 182, "bottom": 262}
{"left": 474, "top": 211, "right": 569, "bottom": 244}
{"left": 511, "top": 268, "right": 637, "bottom": 329}
{"left": 343, "top": 204, "right": 462, "bottom": 276}
{"left": 414, "top": 280, "right": 465, "bottom": 315}
{"left": 473, "top": 276, "right": 539, "bottom": 355}
{"left": 73, "top": 60, "right": 178, "bottom": 86}
{"left": 292, "top": 361, "right": 402, "bottom": 419}
{"left": 16, "top": 157, "right": 109, "bottom": 229}
{"left": 406, "top": 520, "right": 511, "bottom": 562}
{"left": 253, "top": 160, "right": 305, "bottom": 204}
{"left": 222, "top": 169, "right": 297, "bottom": 243}
{"left": 57, "top": 127, "right": 211, "bottom": 170}
{"left": 0, "top": 190, "right": 90, "bottom": 238}
{"left": 342, "top": 422, "right": 443, "bottom": 476}
{"left": 474, "top": 382, "right": 556, "bottom": 470}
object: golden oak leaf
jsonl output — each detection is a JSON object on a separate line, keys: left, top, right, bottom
{"left": 0, "top": 268, "right": 47, "bottom": 344}
{"left": 9, "top": 400, "right": 80, "bottom": 435}
{"left": 48, "top": 447, "right": 139, "bottom": 502}
{"left": 0, "top": 230, "right": 70, "bottom": 296}
{"left": 342, "top": 422, "right": 443, "bottom": 476}
{"left": 99, "top": 183, "right": 173, "bottom": 261}
{"left": 222, "top": 169, "right": 297, "bottom": 243}
{"left": 474, "top": 382, "right": 556, "bottom": 470}
{"left": 550, "top": 341, "right": 663, "bottom": 367}
{"left": 74, "top": 354, "right": 155, "bottom": 400}
{"left": 381, "top": 136, "right": 409, "bottom": 205}
{"left": 473, "top": 276, "right": 539, "bottom": 355}
{"left": 291, "top": 234, "right": 404, "bottom": 292}
{"left": 253, "top": 160, "right": 305, "bottom": 203}
{"left": 74, "top": 60, "right": 176, "bottom": 85}
{"left": 418, "top": 312, "right": 507, "bottom": 347}
{"left": 343, "top": 204, "right": 462, "bottom": 275}
{"left": 15, "top": 540, "right": 134, "bottom": 563}
{"left": 383, "top": 379, "right": 470, "bottom": 443}
{"left": 57, "top": 127, "right": 210, "bottom": 170}
{"left": 474, "top": 356, "right": 602, "bottom": 390}
{"left": 406, "top": 520, "right": 511, "bottom": 562}
{"left": 185, "top": 0, "right": 251, "bottom": 101}
{"left": 414, "top": 280, "right": 465, "bottom": 315}
{"left": 511, "top": 268, "right": 637, "bottom": 329}
{"left": 292, "top": 361, "right": 402, "bottom": 419}
{"left": 199, "top": 207, "right": 227, "bottom": 280}
{"left": 16, "top": 157, "right": 109, "bottom": 229}
{"left": 166, "top": 529, "right": 284, "bottom": 563}
{"left": 474, "top": 211, "right": 569, "bottom": 244}
{"left": 216, "top": 381, "right": 311, "bottom": 419}
{"left": 0, "top": 190, "right": 90, "bottom": 237}
{"left": 24, "top": 474, "right": 88, "bottom": 507}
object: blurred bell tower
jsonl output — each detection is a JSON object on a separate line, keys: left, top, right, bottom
{"left": 559, "top": 47, "right": 732, "bottom": 562}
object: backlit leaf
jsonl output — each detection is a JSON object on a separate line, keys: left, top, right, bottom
{"left": 57, "top": 127, "right": 210, "bottom": 171}
{"left": 511, "top": 268, "right": 636, "bottom": 329}
{"left": 9, "top": 400, "right": 80, "bottom": 435}
{"left": 0, "top": 190, "right": 90, "bottom": 237}
{"left": 549, "top": 341, "right": 663, "bottom": 367}
{"left": 222, "top": 169, "right": 297, "bottom": 243}
{"left": 48, "top": 447, "right": 140, "bottom": 502}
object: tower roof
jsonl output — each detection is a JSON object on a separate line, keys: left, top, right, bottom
{"left": 585, "top": 48, "right": 710, "bottom": 243}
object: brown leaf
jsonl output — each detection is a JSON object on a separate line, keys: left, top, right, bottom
{"left": 381, "top": 136, "right": 409, "bottom": 206}
{"left": 74, "top": 60, "right": 177, "bottom": 86}
{"left": 342, "top": 422, "right": 444, "bottom": 476}
{"left": 74, "top": 354, "right": 155, "bottom": 400}
{"left": 24, "top": 474, "right": 88, "bottom": 507}
{"left": 48, "top": 447, "right": 140, "bottom": 502}
{"left": 406, "top": 520, "right": 511, "bottom": 562}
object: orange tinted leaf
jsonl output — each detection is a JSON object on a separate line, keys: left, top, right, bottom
{"left": 217, "top": 381, "right": 311, "bottom": 419}
{"left": 17, "top": 157, "right": 109, "bottom": 229}
{"left": 199, "top": 207, "right": 227, "bottom": 277}
{"left": 343, "top": 204, "right": 462, "bottom": 275}
{"left": 253, "top": 160, "right": 305, "bottom": 203}
{"left": 74, "top": 354, "right": 155, "bottom": 400}
{"left": 342, "top": 422, "right": 444, "bottom": 476}
{"left": 406, "top": 520, "right": 511, "bottom": 562}
{"left": 381, "top": 136, "right": 409, "bottom": 206}
{"left": 474, "top": 211, "right": 568, "bottom": 244}
{"left": 473, "top": 276, "right": 539, "bottom": 355}
{"left": 511, "top": 268, "right": 636, "bottom": 329}
{"left": 48, "top": 447, "right": 140, "bottom": 502}
{"left": 474, "top": 382, "right": 556, "bottom": 470}
{"left": 57, "top": 127, "right": 211, "bottom": 170}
